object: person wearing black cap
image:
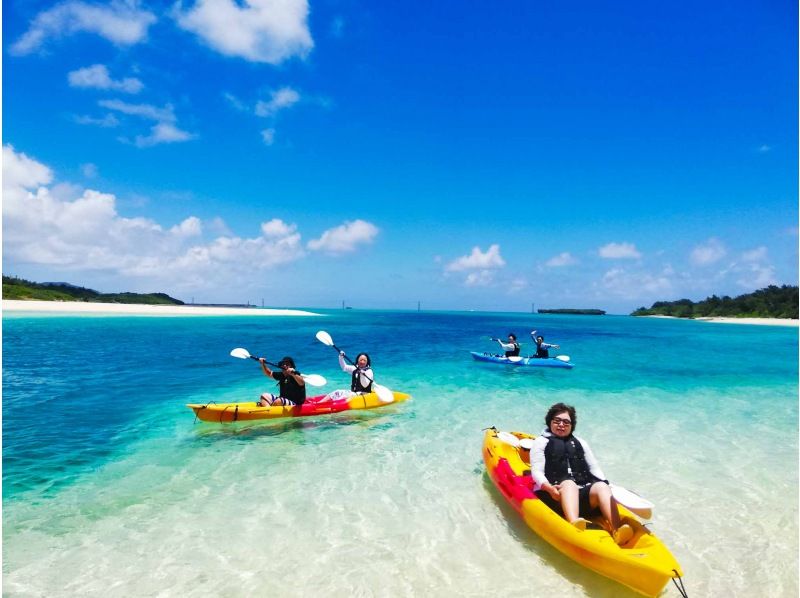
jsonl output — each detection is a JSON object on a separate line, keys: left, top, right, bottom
{"left": 258, "top": 356, "right": 306, "bottom": 406}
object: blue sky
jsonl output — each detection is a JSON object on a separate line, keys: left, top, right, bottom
{"left": 3, "top": 0, "right": 797, "bottom": 313}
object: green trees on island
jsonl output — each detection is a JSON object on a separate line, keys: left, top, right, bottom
{"left": 631, "top": 285, "right": 798, "bottom": 319}
{"left": 2, "top": 276, "right": 184, "bottom": 305}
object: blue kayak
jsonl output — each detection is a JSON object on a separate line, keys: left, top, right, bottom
{"left": 470, "top": 351, "right": 574, "bottom": 369}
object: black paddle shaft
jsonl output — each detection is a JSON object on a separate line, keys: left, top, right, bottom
{"left": 249, "top": 355, "right": 281, "bottom": 369}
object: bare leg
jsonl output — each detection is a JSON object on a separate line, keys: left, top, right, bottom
{"left": 558, "top": 480, "right": 581, "bottom": 523}
{"left": 589, "top": 482, "right": 621, "bottom": 531}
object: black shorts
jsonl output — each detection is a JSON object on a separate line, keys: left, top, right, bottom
{"left": 535, "top": 481, "right": 602, "bottom": 518}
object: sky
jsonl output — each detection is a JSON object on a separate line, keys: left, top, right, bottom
{"left": 3, "top": 0, "right": 798, "bottom": 314}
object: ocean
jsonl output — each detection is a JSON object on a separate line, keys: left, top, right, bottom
{"left": 2, "top": 311, "right": 798, "bottom": 596}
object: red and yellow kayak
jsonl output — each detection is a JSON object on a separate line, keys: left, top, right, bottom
{"left": 483, "top": 428, "right": 684, "bottom": 597}
{"left": 188, "top": 390, "right": 410, "bottom": 423}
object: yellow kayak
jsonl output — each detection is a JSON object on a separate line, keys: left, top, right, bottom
{"left": 188, "top": 390, "right": 410, "bottom": 423}
{"left": 482, "top": 428, "right": 684, "bottom": 597}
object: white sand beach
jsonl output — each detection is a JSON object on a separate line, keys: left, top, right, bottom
{"left": 2, "top": 300, "right": 320, "bottom": 317}
{"left": 644, "top": 314, "right": 798, "bottom": 327}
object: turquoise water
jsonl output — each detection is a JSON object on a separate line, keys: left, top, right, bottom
{"left": 3, "top": 311, "right": 798, "bottom": 596}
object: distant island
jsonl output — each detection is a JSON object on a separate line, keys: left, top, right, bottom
{"left": 2, "top": 276, "right": 184, "bottom": 305}
{"left": 538, "top": 309, "right": 606, "bottom": 315}
{"left": 631, "top": 285, "right": 798, "bottom": 319}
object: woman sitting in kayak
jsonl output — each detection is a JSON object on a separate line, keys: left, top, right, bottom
{"left": 258, "top": 356, "right": 306, "bottom": 406}
{"left": 531, "top": 402, "right": 633, "bottom": 545}
{"left": 531, "top": 330, "right": 559, "bottom": 358}
{"left": 492, "top": 333, "right": 520, "bottom": 357}
{"left": 339, "top": 351, "right": 374, "bottom": 394}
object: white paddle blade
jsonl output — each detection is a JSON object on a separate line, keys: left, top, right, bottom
{"left": 230, "top": 348, "right": 251, "bottom": 359}
{"left": 611, "top": 484, "right": 654, "bottom": 519}
{"left": 555, "top": 355, "right": 571, "bottom": 362}
{"left": 507, "top": 356, "right": 524, "bottom": 363}
{"left": 374, "top": 384, "right": 394, "bottom": 403}
{"left": 302, "top": 374, "right": 327, "bottom": 387}
{"left": 315, "top": 330, "right": 334, "bottom": 346}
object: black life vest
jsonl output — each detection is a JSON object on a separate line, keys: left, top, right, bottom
{"left": 535, "top": 342, "right": 549, "bottom": 358}
{"left": 351, "top": 368, "right": 373, "bottom": 393}
{"left": 543, "top": 434, "right": 596, "bottom": 486}
{"left": 273, "top": 371, "right": 306, "bottom": 405}
{"left": 505, "top": 342, "right": 520, "bottom": 357}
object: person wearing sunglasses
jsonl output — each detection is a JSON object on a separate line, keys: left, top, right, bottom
{"left": 258, "top": 356, "right": 306, "bottom": 407}
{"left": 530, "top": 402, "right": 633, "bottom": 545}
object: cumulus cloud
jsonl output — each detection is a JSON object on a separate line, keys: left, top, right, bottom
{"left": 11, "top": 0, "right": 156, "bottom": 55}
{"left": 598, "top": 242, "right": 641, "bottom": 260}
{"left": 600, "top": 267, "right": 672, "bottom": 298}
{"left": 307, "top": 219, "right": 379, "bottom": 254}
{"left": 446, "top": 244, "right": 505, "bottom": 272}
{"left": 690, "top": 238, "right": 726, "bottom": 266}
{"left": 545, "top": 252, "right": 577, "bottom": 267}
{"left": 2, "top": 145, "right": 305, "bottom": 292}
{"left": 256, "top": 87, "right": 300, "bottom": 117}
{"left": 741, "top": 246, "right": 768, "bottom": 262}
{"left": 98, "top": 100, "right": 195, "bottom": 147}
{"left": 174, "top": 0, "right": 313, "bottom": 64}
{"left": 68, "top": 64, "right": 143, "bottom": 93}
{"left": 444, "top": 244, "right": 505, "bottom": 287}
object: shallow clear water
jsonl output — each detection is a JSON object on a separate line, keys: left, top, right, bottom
{"left": 3, "top": 311, "right": 798, "bottom": 596}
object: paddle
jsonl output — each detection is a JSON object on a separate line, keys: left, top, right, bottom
{"left": 315, "top": 330, "right": 394, "bottom": 403}
{"left": 229, "top": 348, "right": 327, "bottom": 387}
{"left": 610, "top": 484, "right": 654, "bottom": 519}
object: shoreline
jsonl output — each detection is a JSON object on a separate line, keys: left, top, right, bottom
{"left": 642, "top": 314, "right": 798, "bottom": 327}
{"left": 1, "top": 300, "right": 321, "bottom": 317}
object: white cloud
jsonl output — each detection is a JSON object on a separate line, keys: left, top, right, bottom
{"left": 11, "top": 0, "right": 156, "bottom": 55}
{"left": 508, "top": 277, "right": 528, "bottom": 293}
{"left": 307, "top": 220, "right": 379, "bottom": 254}
{"left": 446, "top": 244, "right": 505, "bottom": 272}
{"left": 464, "top": 270, "right": 494, "bottom": 287}
{"left": 256, "top": 87, "right": 300, "bottom": 117}
{"left": 68, "top": 64, "right": 143, "bottom": 93}
{"left": 135, "top": 122, "right": 195, "bottom": 148}
{"left": 741, "top": 246, "right": 768, "bottom": 262}
{"left": 174, "top": 0, "right": 313, "bottom": 64}
{"left": 98, "top": 100, "right": 195, "bottom": 147}
{"left": 545, "top": 252, "right": 577, "bottom": 267}
{"left": 598, "top": 242, "right": 641, "bottom": 260}
{"left": 690, "top": 238, "right": 726, "bottom": 266}
{"left": 758, "top": 144, "right": 772, "bottom": 153}
{"left": 600, "top": 267, "right": 672, "bottom": 298}
{"left": 75, "top": 113, "right": 120, "bottom": 127}
{"left": 81, "top": 163, "right": 98, "bottom": 178}
{"left": 261, "top": 128, "right": 276, "bottom": 145}
{"left": 261, "top": 219, "right": 296, "bottom": 238}
{"left": 2, "top": 145, "right": 305, "bottom": 292}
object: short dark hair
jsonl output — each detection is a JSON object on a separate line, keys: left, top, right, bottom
{"left": 545, "top": 402, "right": 577, "bottom": 430}
{"left": 508, "top": 333, "right": 517, "bottom": 340}
{"left": 278, "top": 356, "right": 296, "bottom": 368}
{"left": 355, "top": 352, "right": 371, "bottom": 367}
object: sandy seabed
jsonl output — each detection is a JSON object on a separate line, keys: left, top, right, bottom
{"left": 1, "top": 300, "right": 320, "bottom": 317}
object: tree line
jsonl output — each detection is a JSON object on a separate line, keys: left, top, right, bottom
{"left": 631, "top": 285, "right": 798, "bottom": 319}
{"left": 2, "top": 275, "right": 183, "bottom": 305}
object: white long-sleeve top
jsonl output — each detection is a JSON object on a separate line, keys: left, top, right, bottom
{"left": 339, "top": 353, "right": 374, "bottom": 390}
{"left": 530, "top": 429, "right": 606, "bottom": 490}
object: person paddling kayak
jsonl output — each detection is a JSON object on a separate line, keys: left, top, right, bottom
{"left": 491, "top": 333, "right": 520, "bottom": 357}
{"left": 531, "top": 330, "right": 559, "bottom": 358}
{"left": 531, "top": 402, "right": 633, "bottom": 546}
{"left": 339, "top": 351, "right": 374, "bottom": 394}
{"left": 258, "top": 356, "right": 306, "bottom": 406}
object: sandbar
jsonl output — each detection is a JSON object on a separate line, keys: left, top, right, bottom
{"left": 643, "top": 314, "right": 797, "bottom": 327}
{"left": 2, "top": 300, "right": 320, "bottom": 317}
